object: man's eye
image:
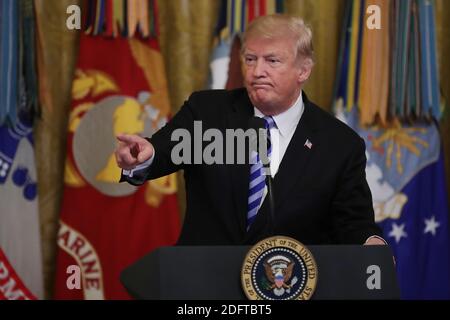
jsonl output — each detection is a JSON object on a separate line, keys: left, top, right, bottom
{"left": 268, "top": 59, "right": 280, "bottom": 65}
{"left": 245, "top": 57, "right": 256, "bottom": 64}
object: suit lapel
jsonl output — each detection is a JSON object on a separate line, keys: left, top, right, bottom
{"left": 226, "top": 90, "right": 322, "bottom": 239}
{"left": 244, "top": 93, "right": 322, "bottom": 242}
{"left": 226, "top": 90, "right": 254, "bottom": 235}
{"left": 273, "top": 94, "right": 320, "bottom": 211}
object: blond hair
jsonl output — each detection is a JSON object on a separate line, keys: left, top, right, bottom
{"left": 242, "top": 14, "right": 314, "bottom": 63}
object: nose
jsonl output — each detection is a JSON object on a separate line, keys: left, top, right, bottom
{"left": 252, "top": 59, "right": 266, "bottom": 78}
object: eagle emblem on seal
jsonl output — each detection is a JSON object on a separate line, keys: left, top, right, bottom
{"left": 263, "top": 255, "right": 298, "bottom": 296}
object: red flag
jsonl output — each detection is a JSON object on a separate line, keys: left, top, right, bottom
{"left": 53, "top": 34, "right": 180, "bottom": 299}
{"left": 0, "top": 248, "right": 37, "bottom": 300}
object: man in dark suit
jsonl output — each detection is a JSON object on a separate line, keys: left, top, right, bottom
{"left": 115, "top": 14, "right": 385, "bottom": 246}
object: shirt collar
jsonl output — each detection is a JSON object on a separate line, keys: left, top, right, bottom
{"left": 253, "top": 91, "right": 304, "bottom": 137}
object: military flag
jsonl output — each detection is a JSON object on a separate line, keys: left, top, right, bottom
{"left": 0, "top": 0, "right": 43, "bottom": 300}
{"left": 334, "top": 0, "right": 450, "bottom": 299}
{"left": 53, "top": 0, "right": 180, "bottom": 299}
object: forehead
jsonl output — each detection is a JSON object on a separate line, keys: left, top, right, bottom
{"left": 243, "top": 36, "right": 295, "bottom": 57}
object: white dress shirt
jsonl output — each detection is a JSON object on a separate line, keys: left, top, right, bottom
{"left": 252, "top": 91, "right": 304, "bottom": 210}
{"left": 253, "top": 90, "right": 304, "bottom": 178}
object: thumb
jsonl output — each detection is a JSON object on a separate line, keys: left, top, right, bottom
{"left": 136, "top": 144, "right": 153, "bottom": 163}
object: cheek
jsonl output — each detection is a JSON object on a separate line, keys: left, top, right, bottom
{"left": 243, "top": 67, "right": 252, "bottom": 79}
{"left": 243, "top": 72, "right": 251, "bottom": 83}
{"left": 243, "top": 75, "right": 253, "bottom": 88}
{"left": 277, "top": 76, "right": 296, "bottom": 91}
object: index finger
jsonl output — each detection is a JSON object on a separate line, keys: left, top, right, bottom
{"left": 116, "top": 134, "right": 142, "bottom": 145}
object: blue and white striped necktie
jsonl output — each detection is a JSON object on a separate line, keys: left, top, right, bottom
{"left": 247, "top": 116, "right": 276, "bottom": 229}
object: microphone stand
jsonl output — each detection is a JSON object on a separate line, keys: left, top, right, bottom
{"left": 260, "top": 130, "right": 275, "bottom": 237}
{"left": 264, "top": 165, "right": 275, "bottom": 236}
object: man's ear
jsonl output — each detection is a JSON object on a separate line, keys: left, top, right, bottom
{"left": 297, "top": 58, "right": 313, "bottom": 84}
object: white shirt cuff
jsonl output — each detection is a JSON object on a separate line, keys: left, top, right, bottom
{"left": 122, "top": 152, "right": 155, "bottom": 178}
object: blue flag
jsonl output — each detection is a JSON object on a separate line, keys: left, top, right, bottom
{"left": 336, "top": 108, "right": 450, "bottom": 299}
{"left": 387, "top": 146, "right": 450, "bottom": 299}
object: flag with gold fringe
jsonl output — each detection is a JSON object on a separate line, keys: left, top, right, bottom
{"left": 334, "top": 0, "right": 450, "bottom": 299}
{"left": 53, "top": 0, "right": 180, "bottom": 299}
{"left": 0, "top": 0, "right": 42, "bottom": 300}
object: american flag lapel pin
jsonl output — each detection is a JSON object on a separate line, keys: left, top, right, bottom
{"left": 304, "top": 139, "right": 312, "bottom": 149}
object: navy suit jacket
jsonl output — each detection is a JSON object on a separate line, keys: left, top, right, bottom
{"left": 121, "top": 88, "right": 382, "bottom": 245}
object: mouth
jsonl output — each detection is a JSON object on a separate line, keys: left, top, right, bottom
{"left": 252, "top": 83, "right": 272, "bottom": 89}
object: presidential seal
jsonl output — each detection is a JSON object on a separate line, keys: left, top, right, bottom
{"left": 241, "top": 236, "right": 318, "bottom": 300}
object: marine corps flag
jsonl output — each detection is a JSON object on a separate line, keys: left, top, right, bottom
{"left": 54, "top": 2, "right": 180, "bottom": 299}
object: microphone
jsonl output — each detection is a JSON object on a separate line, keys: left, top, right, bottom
{"left": 247, "top": 116, "right": 275, "bottom": 236}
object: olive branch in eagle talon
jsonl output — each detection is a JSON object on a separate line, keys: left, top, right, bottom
{"left": 369, "top": 121, "right": 428, "bottom": 174}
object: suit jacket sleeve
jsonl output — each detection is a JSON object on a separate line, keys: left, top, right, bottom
{"left": 120, "top": 94, "right": 197, "bottom": 185}
{"left": 330, "top": 137, "right": 382, "bottom": 243}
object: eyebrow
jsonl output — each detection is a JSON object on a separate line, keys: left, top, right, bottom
{"left": 244, "top": 52, "right": 282, "bottom": 58}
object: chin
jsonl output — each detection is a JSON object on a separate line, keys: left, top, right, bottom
{"left": 251, "top": 93, "right": 271, "bottom": 107}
